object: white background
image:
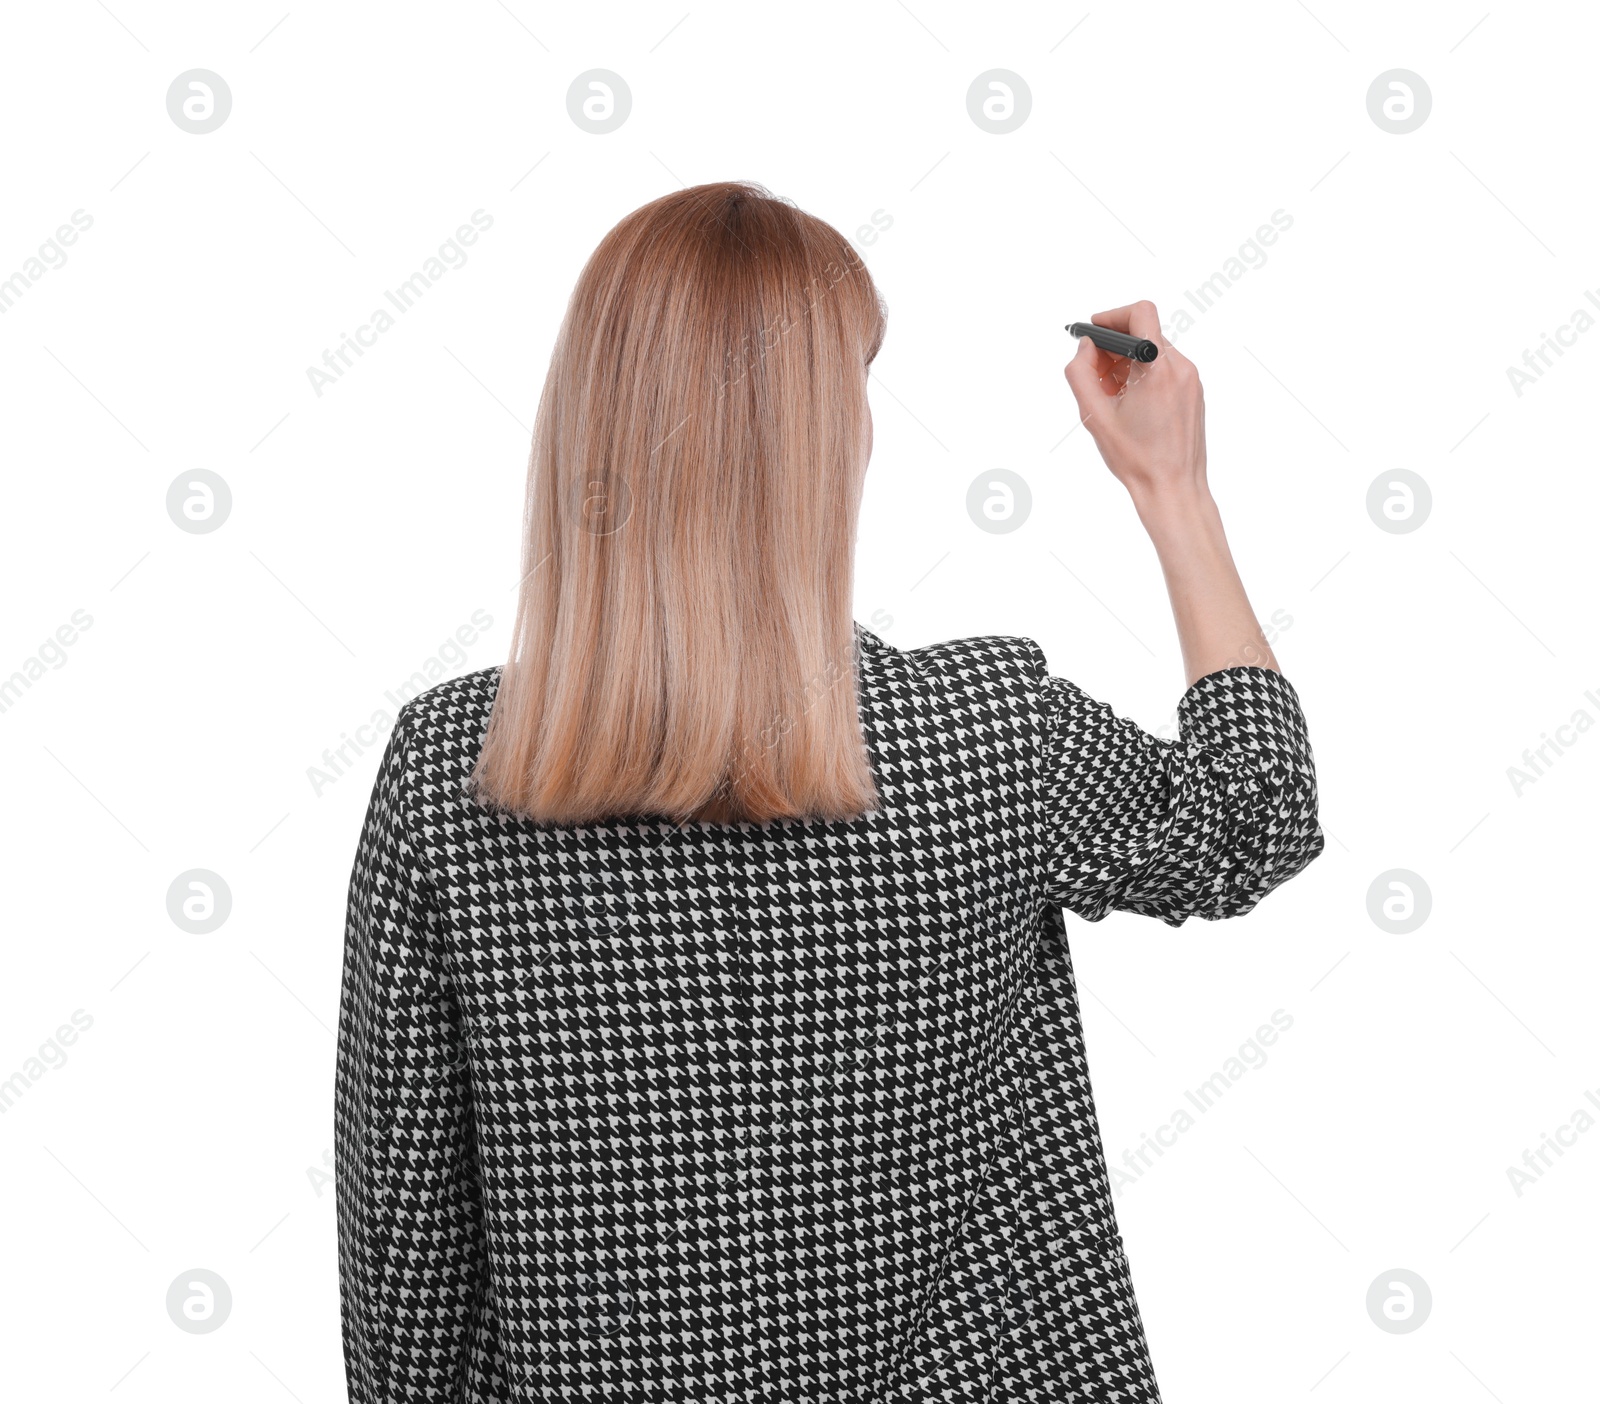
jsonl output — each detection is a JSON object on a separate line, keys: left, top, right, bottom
{"left": 2, "top": 1, "right": 1595, "bottom": 1399}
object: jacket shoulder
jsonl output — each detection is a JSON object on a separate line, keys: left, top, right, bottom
{"left": 393, "top": 666, "right": 502, "bottom": 746}
{"left": 858, "top": 629, "right": 1048, "bottom": 733}
{"left": 891, "top": 632, "right": 1048, "bottom": 690}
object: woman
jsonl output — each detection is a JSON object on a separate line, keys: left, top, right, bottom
{"left": 335, "top": 180, "right": 1323, "bottom": 1401}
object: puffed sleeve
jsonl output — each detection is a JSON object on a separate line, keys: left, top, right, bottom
{"left": 1038, "top": 663, "right": 1324, "bottom": 926}
{"left": 335, "top": 710, "right": 487, "bottom": 1401}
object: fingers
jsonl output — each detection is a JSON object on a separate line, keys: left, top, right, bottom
{"left": 1089, "top": 305, "right": 1133, "bottom": 333}
{"left": 1091, "top": 299, "right": 1169, "bottom": 349}
{"left": 1073, "top": 329, "right": 1133, "bottom": 393}
{"left": 1063, "top": 335, "right": 1118, "bottom": 418}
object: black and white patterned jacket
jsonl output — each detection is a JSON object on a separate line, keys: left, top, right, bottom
{"left": 335, "top": 624, "right": 1324, "bottom": 1402}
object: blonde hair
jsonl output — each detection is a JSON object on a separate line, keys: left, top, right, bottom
{"left": 468, "top": 181, "right": 887, "bottom": 826}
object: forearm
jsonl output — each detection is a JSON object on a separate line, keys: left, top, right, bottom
{"left": 1063, "top": 302, "right": 1291, "bottom": 690}
{"left": 1133, "top": 485, "right": 1279, "bottom": 688}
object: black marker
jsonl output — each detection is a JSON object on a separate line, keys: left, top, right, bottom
{"left": 1066, "top": 322, "right": 1160, "bottom": 363}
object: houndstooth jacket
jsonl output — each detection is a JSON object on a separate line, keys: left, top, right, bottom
{"left": 335, "top": 623, "right": 1324, "bottom": 1402}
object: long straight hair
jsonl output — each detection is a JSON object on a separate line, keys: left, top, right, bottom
{"left": 467, "top": 181, "right": 888, "bottom": 827}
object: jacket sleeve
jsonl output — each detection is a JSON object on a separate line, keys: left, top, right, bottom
{"left": 335, "top": 709, "right": 486, "bottom": 1401}
{"left": 1037, "top": 662, "right": 1324, "bottom": 926}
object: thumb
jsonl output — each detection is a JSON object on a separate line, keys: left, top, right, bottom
{"left": 1062, "top": 335, "right": 1110, "bottom": 423}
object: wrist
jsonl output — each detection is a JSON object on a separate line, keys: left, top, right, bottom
{"left": 1129, "top": 480, "right": 1221, "bottom": 536}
